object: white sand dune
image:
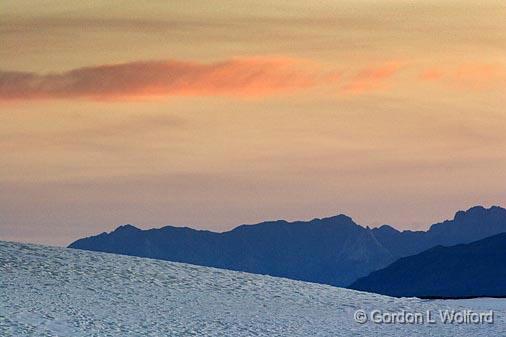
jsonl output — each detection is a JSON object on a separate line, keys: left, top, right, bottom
{"left": 0, "top": 241, "right": 503, "bottom": 336}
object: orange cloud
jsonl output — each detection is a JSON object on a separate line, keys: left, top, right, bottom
{"left": 342, "top": 62, "right": 404, "bottom": 94}
{"left": 454, "top": 64, "right": 506, "bottom": 88}
{"left": 420, "top": 63, "right": 506, "bottom": 89}
{"left": 0, "top": 57, "right": 321, "bottom": 101}
{"left": 419, "top": 68, "right": 444, "bottom": 81}
{"left": 7, "top": 58, "right": 499, "bottom": 102}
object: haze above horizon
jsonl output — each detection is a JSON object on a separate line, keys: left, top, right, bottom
{"left": 1, "top": 1, "right": 505, "bottom": 245}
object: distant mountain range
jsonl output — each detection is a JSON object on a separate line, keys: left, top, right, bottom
{"left": 350, "top": 232, "right": 506, "bottom": 298}
{"left": 69, "top": 205, "right": 506, "bottom": 287}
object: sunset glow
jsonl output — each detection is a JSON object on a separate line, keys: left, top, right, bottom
{"left": 1, "top": 0, "right": 505, "bottom": 245}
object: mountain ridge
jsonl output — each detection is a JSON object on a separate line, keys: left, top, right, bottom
{"left": 69, "top": 205, "right": 506, "bottom": 286}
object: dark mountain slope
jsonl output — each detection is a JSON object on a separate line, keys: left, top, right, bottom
{"left": 350, "top": 232, "right": 506, "bottom": 297}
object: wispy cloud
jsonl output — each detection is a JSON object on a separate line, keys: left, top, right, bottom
{"left": 342, "top": 62, "right": 404, "bottom": 94}
{"left": 0, "top": 58, "right": 411, "bottom": 102}
{"left": 0, "top": 57, "right": 321, "bottom": 101}
{"left": 419, "top": 63, "right": 506, "bottom": 89}
{"left": 3, "top": 58, "right": 501, "bottom": 102}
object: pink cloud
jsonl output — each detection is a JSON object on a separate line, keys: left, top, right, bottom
{"left": 342, "top": 62, "right": 404, "bottom": 94}
{"left": 0, "top": 57, "right": 321, "bottom": 101}
{"left": 419, "top": 63, "right": 506, "bottom": 89}
{"left": 5, "top": 57, "right": 498, "bottom": 102}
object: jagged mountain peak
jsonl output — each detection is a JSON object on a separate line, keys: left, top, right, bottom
{"left": 70, "top": 205, "right": 506, "bottom": 287}
{"left": 113, "top": 224, "right": 141, "bottom": 232}
{"left": 453, "top": 205, "right": 506, "bottom": 221}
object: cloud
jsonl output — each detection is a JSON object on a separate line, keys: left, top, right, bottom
{"left": 419, "top": 68, "right": 444, "bottom": 81}
{"left": 419, "top": 63, "right": 506, "bottom": 89}
{"left": 341, "top": 62, "right": 404, "bottom": 94}
{"left": 5, "top": 58, "right": 499, "bottom": 102}
{"left": 0, "top": 57, "right": 320, "bottom": 101}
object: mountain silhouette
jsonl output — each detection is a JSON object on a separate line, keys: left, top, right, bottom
{"left": 69, "top": 205, "right": 506, "bottom": 286}
{"left": 350, "top": 232, "right": 506, "bottom": 297}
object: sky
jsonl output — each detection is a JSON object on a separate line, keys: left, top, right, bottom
{"left": 1, "top": 0, "right": 505, "bottom": 246}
